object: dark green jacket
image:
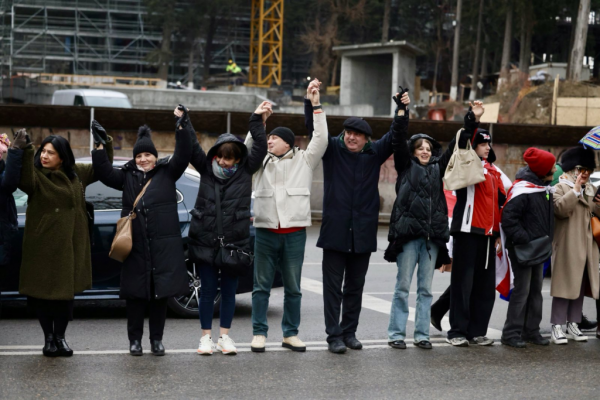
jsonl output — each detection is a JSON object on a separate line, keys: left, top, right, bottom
{"left": 18, "top": 138, "right": 113, "bottom": 300}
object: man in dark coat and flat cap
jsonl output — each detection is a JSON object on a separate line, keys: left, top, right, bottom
{"left": 304, "top": 81, "right": 411, "bottom": 353}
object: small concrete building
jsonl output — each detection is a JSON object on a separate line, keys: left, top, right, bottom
{"left": 333, "top": 41, "right": 424, "bottom": 116}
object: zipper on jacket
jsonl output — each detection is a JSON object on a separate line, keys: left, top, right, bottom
{"left": 489, "top": 170, "right": 495, "bottom": 235}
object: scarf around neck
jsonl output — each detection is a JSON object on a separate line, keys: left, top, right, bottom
{"left": 212, "top": 157, "right": 238, "bottom": 180}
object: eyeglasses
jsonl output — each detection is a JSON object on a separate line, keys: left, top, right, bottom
{"left": 576, "top": 167, "right": 594, "bottom": 174}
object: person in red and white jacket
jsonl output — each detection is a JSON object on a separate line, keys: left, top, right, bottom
{"left": 446, "top": 102, "right": 507, "bottom": 347}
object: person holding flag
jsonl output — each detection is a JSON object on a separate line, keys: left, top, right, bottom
{"left": 499, "top": 148, "right": 556, "bottom": 348}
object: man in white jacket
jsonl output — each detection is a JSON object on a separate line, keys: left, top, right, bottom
{"left": 246, "top": 79, "right": 328, "bottom": 353}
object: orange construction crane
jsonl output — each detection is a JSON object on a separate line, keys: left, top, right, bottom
{"left": 247, "top": 0, "right": 284, "bottom": 87}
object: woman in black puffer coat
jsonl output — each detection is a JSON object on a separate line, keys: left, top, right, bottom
{"left": 188, "top": 101, "right": 268, "bottom": 355}
{"left": 92, "top": 106, "right": 192, "bottom": 356}
{"left": 385, "top": 93, "right": 451, "bottom": 350}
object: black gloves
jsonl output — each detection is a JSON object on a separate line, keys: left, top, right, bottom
{"left": 392, "top": 86, "right": 409, "bottom": 115}
{"left": 11, "top": 129, "right": 29, "bottom": 149}
{"left": 464, "top": 106, "right": 477, "bottom": 124}
{"left": 175, "top": 104, "right": 191, "bottom": 130}
{"left": 91, "top": 120, "right": 107, "bottom": 145}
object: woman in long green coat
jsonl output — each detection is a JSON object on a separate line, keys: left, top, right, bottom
{"left": 16, "top": 122, "right": 112, "bottom": 357}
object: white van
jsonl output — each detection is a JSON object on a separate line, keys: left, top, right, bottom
{"left": 52, "top": 89, "right": 132, "bottom": 108}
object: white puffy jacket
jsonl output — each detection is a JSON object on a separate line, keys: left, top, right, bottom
{"left": 245, "top": 112, "right": 328, "bottom": 229}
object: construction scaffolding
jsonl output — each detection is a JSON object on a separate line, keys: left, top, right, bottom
{"left": 0, "top": 0, "right": 253, "bottom": 85}
{"left": 247, "top": 0, "right": 284, "bottom": 87}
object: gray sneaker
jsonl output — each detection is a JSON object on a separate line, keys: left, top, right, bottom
{"left": 445, "top": 337, "right": 469, "bottom": 347}
{"left": 469, "top": 336, "right": 494, "bottom": 346}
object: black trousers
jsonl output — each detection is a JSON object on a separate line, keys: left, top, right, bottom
{"left": 431, "top": 285, "right": 451, "bottom": 321}
{"left": 322, "top": 249, "right": 371, "bottom": 343}
{"left": 448, "top": 233, "right": 496, "bottom": 340}
{"left": 502, "top": 260, "right": 544, "bottom": 340}
{"left": 126, "top": 298, "right": 168, "bottom": 342}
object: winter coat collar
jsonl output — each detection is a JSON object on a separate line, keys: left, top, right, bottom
{"left": 559, "top": 173, "right": 596, "bottom": 197}
{"left": 515, "top": 166, "right": 547, "bottom": 186}
{"left": 207, "top": 133, "right": 249, "bottom": 165}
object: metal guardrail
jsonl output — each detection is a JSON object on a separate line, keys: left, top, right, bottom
{"left": 37, "top": 73, "right": 162, "bottom": 88}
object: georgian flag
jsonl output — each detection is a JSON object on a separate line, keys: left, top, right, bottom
{"left": 496, "top": 180, "right": 554, "bottom": 300}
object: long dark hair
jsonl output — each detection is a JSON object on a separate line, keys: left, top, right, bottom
{"left": 34, "top": 135, "right": 76, "bottom": 179}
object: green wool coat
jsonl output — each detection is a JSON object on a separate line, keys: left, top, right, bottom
{"left": 18, "top": 138, "right": 113, "bottom": 300}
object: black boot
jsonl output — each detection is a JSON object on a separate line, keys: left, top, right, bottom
{"left": 55, "top": 336, "right": 74, "bottom": 357}
{"left": 42, "top": 334, "right": 59, "bottom": 357}
{"left": 579, "top": 315, "right": 598, "bottom": 331}
{"left": 129, "top": 340, "right": 143, "bottom": 356}
{"left": 328, "top": 340, "right": 347, "bottom": 354}
{"left": 150, "top": 340, "right": 165, "bottom": 356}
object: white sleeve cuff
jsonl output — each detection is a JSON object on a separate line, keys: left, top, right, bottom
{"left": 574, "top": 190, "right": 581, "bottom": 197}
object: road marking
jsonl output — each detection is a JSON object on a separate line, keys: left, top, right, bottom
{"left": 303, "top": 263, "right": 391, "bottom": 266}
{"left": 300, "top": 277, "right": 502, "bottom": 339}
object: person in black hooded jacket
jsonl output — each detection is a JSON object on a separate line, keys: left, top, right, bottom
{"left": 187, "top": 101, "right": 269, "bottom": 356}
{"left": 500, "top": 148, "right": 556, "bottom": 348}
{"left": 0, "top": 132, "right": 23, "bottom": 318}
{"left": 385, "top": 92, "right": 451, "bottom": 350}
{"left": 91, "top": 106, "right": 192, "bottom": 356}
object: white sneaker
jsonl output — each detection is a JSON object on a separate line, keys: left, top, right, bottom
{"left": 251, "top": 335, "right": 266, "bottom": 353}
{"left": 469, "top": 336, "right": 494, "bottom": 346}
{"left": 551, "top": 324, "right": 568, "bottom": 345}
{"left": 445, "top": 337, "right": 469, "bottom": 347}
{"left": 217, "top": 334, "right": 237, "bottom": 355}
{"left": 565, "top": 322, "right": 588, "bottom": 342}
{"left": 197, "top": 334, "right": 215, "bottom": 355}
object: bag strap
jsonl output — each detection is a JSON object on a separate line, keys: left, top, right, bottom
{"left": 132, "top": 178, "right": 153, "bottom": 209}
{"left": 214, "top": 182, "right": 224, "bottom": 246}
{"left": 453, "top": 128, "right": 472, "bottom": 152}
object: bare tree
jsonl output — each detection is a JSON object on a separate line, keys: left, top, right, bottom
{"left": 568, "top": 0, "right": 592, "bottom": 81}
{"left": 498, "top": 0, "right": 513, "bottom": 90}
{"left": 301, "top": 0, "right": 366, "bottom": 88}
{"left": 449, "top": 0, "right": 463, "bottom": 101}
{"left": 468, "top": 0, "right": 485, "bottom": 101}
{"left": 518, "top": 2, "right": 533, "bottom": 84}
{"left": 144, "top": 0, "right": 178, "bottom": 83}
{"left": 382, "top": 0, "right": 391, "bottom": 42}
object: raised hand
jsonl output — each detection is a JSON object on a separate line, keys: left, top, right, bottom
{"left": 392, "top": 86, "right": 410, "bottom": 115}
{"left": 11, "top": 128, "right": 29, "bottom": 149}
{"left": 574, "top": 172, "right": 585, "bottom": 194}
{"left": 254, "top": 100, "right": 273, "bottom": 116}
{"left": 174, "top": 104, "right": 190, "bottom": 130}
{"left": 91, "top": 120, "right": 107, "bottom": 146}
{"left": 307, "top": 78, "right": 321, "bottom": 106}
{"left": 469, "top": 101, "right": 485, "bottom": 121}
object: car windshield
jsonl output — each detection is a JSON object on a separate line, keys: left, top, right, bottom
{"left": 85, "top": 97, "right": 132, "bottom": 108}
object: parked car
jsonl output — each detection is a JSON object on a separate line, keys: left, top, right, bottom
{"left": 52, "top": 89, "right": 132, "bottom": 109}
{"left": 0, "top": 158, "right": 278, "bottom": 318}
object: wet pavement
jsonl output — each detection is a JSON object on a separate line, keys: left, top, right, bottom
{"left": 1, "top": 226, "right": 599, "bottom": 399}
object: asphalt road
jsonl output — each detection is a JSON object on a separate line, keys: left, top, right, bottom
{"left": 1, "top": 225, "right": 600, "bottom": 399}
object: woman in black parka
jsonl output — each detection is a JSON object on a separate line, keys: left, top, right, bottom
{"left": 385, "top": 92, "right": 451, "bottom": 350}
{"left": 188, "top": 101, "right": 268, "bottom": 356}
{"left": 92, "top": 106, "right": 192, "bottom": 356}
{"left": 0, "top": 132, "right": 22, "bottom": 319}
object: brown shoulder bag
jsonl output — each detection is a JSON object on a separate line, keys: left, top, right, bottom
{"left": 109, "top": 179, "right": 152, "bottom": 262}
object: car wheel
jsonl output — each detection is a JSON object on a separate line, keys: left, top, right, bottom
{"left": 167, "top": 251, "right": 222, "bottom": 318}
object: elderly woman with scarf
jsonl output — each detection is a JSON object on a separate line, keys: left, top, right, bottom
{"left": 187, "top": 101, "right": 268, "bottom": 356}
{"left": 91, "top": 107, "right": 191, "bottom": 356}
{"left": 15, "top": 123, "right": 112, "bottom": 357}
{"left": 550, "top": 145, "right": 600, "bottom": 345}
{"left": 384, "top": 92, "right": 450, "bottom": 350}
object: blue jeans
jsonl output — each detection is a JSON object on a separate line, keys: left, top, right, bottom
{"left": 388, "top": 238, "right": 438, "bottom": 342}
{"left": 252, "top": 228, "right": 306, "bottom": 337}
{"left": 198, "top": 263, "right": 238, "bottom": 330}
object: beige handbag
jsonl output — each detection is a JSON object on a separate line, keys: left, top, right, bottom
{"left": 109, "top": 179, "right": 152, "bottom": 262}
{"left": 443, "top": 129, "right": 486, "bottom": 191}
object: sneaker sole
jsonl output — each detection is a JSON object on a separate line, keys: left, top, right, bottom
{"left": 551, "top": 338, "right": 568, "bottom": 345}
{"left": 282, "top": 343, "right": 306, "bottom": 352}
{"left": 565, "top": 334, "right": 588, "bottom": 342}
{"left": 218, "top": 348, "right": 237, "bottom": 355}
{"left": 251, "top": 346, "right": 265, "bottom": 353}
{"left": 197, "top": 349, "right": 213, "bottom": 355}
{"left": 388, "top": 342, "right": 407, "bottom": 350}
{"left": 445, "top": 339, "right": 469, "bottom": 347}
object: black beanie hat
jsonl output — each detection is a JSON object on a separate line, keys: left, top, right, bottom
{"left": 269, "top": 127, "right": 295, "bottom": 149}
{"left": 133, "top": 125, "right": 158, "bottom": 158}
{"left": 343, "top": 117, "right": 372, "bottom": 136}
{"left": 471, "top": 128, "right": 492, "bottom": 147}
{"left": 560, "top": 145, "right": 596, "bottom": 172}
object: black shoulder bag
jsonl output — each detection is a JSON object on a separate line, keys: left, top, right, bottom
{"left": 213, "top": 182, "right": 254, "bottom": 277}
